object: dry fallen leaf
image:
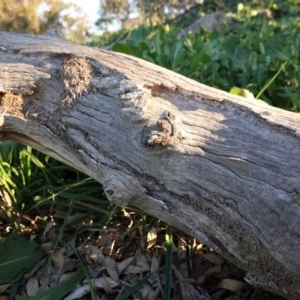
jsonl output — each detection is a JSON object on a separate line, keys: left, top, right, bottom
{"left": 57, "top": 271, "right": 78, "bottom": 284}
{"left": 197, "top": 265, "right": 221, "bottom": 284}
{"left": 135, "top": 251, "right": 150, "bottom": 271}
{"left": 26, "top": 278, "right": 39, "bottom": 297}
{"left": 122, "top": 265, "right": 145, "bottom": 274}
{"left": 51, "top": 252, "right": 76, "bottom": 273}
{"left": 0, "top": 283, "right": 11, "bottom": 294}
{"left": 40, "top": 241, "right": 53, "bottom": 253}
{"left": 65, "top": 277, "right": 119, "bottom": 300}
{"left": 150, "top": 254, "right": 159, "bottom": 273}
{"left": 217, "top": 278, "right": 249, "bottom": 292}
{"left": 203, "top": 253, "right": 224, "bottom": 265}
{"left": 102, "top": 274, "right": 116, "bottom": 294}
{"left": 141, "top": 283, "right": 155, "bottom": 299}
{"left": 176, "top": 278, "right": 196, "bottom": 284}
{"left": 147, "top": 227, "right": 157, "bottom": 249}
{"left": 105, "top": 256, "right": 120, "bottom": 284}
{"left": 117, "top": 256, "right": 135, "bottom": 275}
{"left": 51, "top": 253, "right": 65, "bottom": 269}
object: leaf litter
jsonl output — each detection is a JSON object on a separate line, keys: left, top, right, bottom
{"left": 0, "top": 206, "right": 286, "bottom": 300}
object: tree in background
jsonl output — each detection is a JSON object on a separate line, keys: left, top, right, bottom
{"left": 0, "top": 0, "right": 90, "bottom": 43}
{"left": 97, "top": 0, "right": 300, "bottom": 30}
{"left": 97, "top": 0, "right": 202, "bottom": 29}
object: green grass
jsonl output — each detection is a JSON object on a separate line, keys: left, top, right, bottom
{"left": 0, "top": 141, "right": 112, "bottom": 232}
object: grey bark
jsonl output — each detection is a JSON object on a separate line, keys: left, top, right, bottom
{"left": 0, "top": 30, "right": 300, "bottom": 299}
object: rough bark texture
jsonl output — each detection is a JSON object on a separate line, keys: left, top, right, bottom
{"left": 0, "top": 30, "right": 300, "bottom": 299}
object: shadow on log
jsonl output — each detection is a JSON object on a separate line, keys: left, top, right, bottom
{"left": 0, "top": 30, "right": 300, "bottom": 299}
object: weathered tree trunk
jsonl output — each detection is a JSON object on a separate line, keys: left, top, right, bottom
{"left": 0, "top": 30, "right": 300, "bottom": 299}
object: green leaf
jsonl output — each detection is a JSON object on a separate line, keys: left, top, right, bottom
{"left": 229, "top": 87, "right": 243, "bottom": 95}
{"left": 112, "top": 43, "right": 133, "bottom": 55}
{"left": 131, "top": 26, "right": 147, "bottom": 45}
{"left": 230, "top": 87, "right": 255, "bottom": 99}
{"left": 191, "top": 52, "right": 210, "bottom": 68}
{"left": 256, "top": 65, "right": 266, "bottom": 86}
{"left": 138, "top": 41, "right": 150, "bottom": 52}
{"left": 210, "top": 62, "right": 219, "bottom": 78}
{"left": 0, "top": 237, "right": 43, "bottom": 284}
{"left": 249, "top": 51, "right": 257, "bottom": 70}
{"left": 171, "top": 40, "right": 185, "bottom": 71}
{"left": 19, "top": 268, "right": 86, "bottom": 300}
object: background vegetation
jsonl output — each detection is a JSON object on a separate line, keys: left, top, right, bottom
{"left": 0, "top": 0, "right": 299, "bottom": 299}
{"left": 0, "top": 0, "right": 89, "bottom": 42}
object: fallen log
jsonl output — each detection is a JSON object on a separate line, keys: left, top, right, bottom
{"left": 0, "top": 29, "right": 300, "bottom": 299}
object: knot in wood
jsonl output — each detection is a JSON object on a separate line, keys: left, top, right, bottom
{"left": 141, "top": 110, "right": 182, "bottom": 147}
{"left": 103, "top": 170, "right": 147, "bottom": 207}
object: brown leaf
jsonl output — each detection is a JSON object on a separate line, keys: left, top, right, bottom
{"left": 65, "top": 277, "right": 119, "bottom": 300}
{"left": 197, "top": 265, "right": 221, "bottom": 284}
{"left": 51, "top": 253, "right": 65, "bottom": 270}
{"left": 203, "top": 253, "right": 224, "bottom": 265}
{"left": 215, "top": 264, "right": 231, "bottom": 279}
{"left": 52, "top": 253, "right": 76, "bottom": 274}
{"left": 40, "top": 242, "right": 53, "bottom": 253}
{"left": 217, "top": 278, "right": 249, "bottom": 292}
{"left": 0, "top": 283, "right": 11, "bottom": 294}
{"left": 102, "top": 274, "right": 116, "bottom": 295}
{"left": 122, "top": 265, "right": 145, "bottom": 274}
{"left": 117, "top": 256, "right": 134, "bottom": 275}
{"left": 105, "top": 256, "right": 120, "bottom": 284}
{"left": 141, "top": 283, "right": 155, "bottom": 299}
{"left": 135, "top": 251, "right": 150, "bottom": 271}
{"left": 57, "top": 272, "right": 78, "bottom": 284}
{"left": 147, "top": 227, "right": 157, "bottom": 249}
{"left": 150, "top": 254, "right": 159, "bottom": 273}
{"left": 176, "top": 278, "right": 196, "bottom": 284}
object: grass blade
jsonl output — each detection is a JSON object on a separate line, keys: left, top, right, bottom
{"left": 163, "top": 224, "right": 173, "bottom": 300}
{"left": 256, "top": 61, "right": 287, "bottom": 99}
{"left": 67, "top": 242, "right": 97, "bottom": 300}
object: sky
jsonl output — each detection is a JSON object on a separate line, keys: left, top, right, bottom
{"left": 65, "top": 0, "right": 101, "bottom": 33}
